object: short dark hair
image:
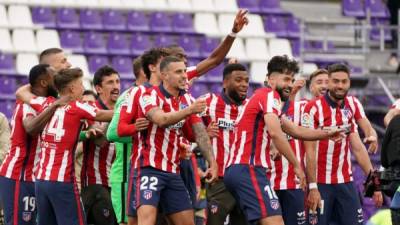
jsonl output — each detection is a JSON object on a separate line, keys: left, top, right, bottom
{"left": 160, "top": 56, "right": 183, "bottom": 72}
{"left": 83, "top": 90, "right": 97, "bottom": 99}
{"left": 267, "top": 55, "right": 299, "bottom": 77}
{"left": 39, "top": 48, "right": 63, "bottom": 63}
{"left": 309, "top": 69, "right": 328, "bottom": 82}
{"left": 223, "top": 63, "right": 247, "bottom": 80}
{"left": 327, "top": 63, "right": 350, "bottom": 76}
{"left": 93, "top": 65, "right": 119, "bottom": 86}
{"left": 141, "top": 47, "right": 168, "bottom": 80}
{"left": 54, "top": 68, "right": 83, "bottom": 92}
{"left": 132, "top": 56, "right": 142, "bottom": 79}
{"left": 164, "top": 44, "right": 187, "bottom": 60}
{"left": 29, "top": 64, "right": 51, "bottom": 86}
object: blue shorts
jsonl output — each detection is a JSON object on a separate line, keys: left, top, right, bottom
{"left": 0, "top": 176, "right": 36, "bottom": 225}
{"left": 223, "top": 165, "right": 281, "bottom": 222}
{"left": 275, "top": 189, "right": 306, "bottom": 225}
{"left": 180, "top": 159, "right": 197, "bottom": 207}
{"left": 391, "top": 185, "right": 400, "bottom": 209}
{"left": 35, "top": 180, "right": 86, "bottom": 225}
{"left": 127, "top": 167, "right": 137, "bottom": 217}
{"left": 309, "top": 183, "right": 363, "bottom": 225}
{"left": 135, "top": 166, "right": 193, "bottom": 215}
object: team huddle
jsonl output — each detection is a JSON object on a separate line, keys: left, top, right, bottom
{"left": 0, "top": 10, "right": 384, "bottom": 225}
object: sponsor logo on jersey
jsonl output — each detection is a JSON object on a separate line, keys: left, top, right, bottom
{"left": 217, "top": 118, "right": 235, "bottom": 130}
{"left": 168, "top": 120, "right": 185, "bottom": 129}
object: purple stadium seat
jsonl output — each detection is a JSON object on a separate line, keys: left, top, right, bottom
{"left": 370, "top": 19, "right": 392, "bottom": 41}
{"left": 190, "top": 83, "right": 209, "bottom": 98}
{"left": 0, "top": 75, "right": 16, "bottom": 94}
{"left": 177, "top": 36, "right": 199, "bottom": 57}
{"left": 107, "top": 33, "right": 131, "bottom": 55}
{"left": 103, "top": 10, "right": 126, "bottom": 31}
{"left": 171, "top": 13, "right": 195, "bottom": 33}
{"left": 342, "top": 0, "right": 365, "bottom": 18}
{"left": 259, "top": 0, "right": 285, "bottom": 14}
{"left": 237, "top": 0, "right": 260, "bottom": 13}
{"left": 0, "top": 100, "right": 14, "bottom": 119}
{"left": 150, "top": 12, "right": 172, "bottom": 32}
{"left": 287, "top": 16, "right": 301, "bottom": 38}
{"left": 88, "top": 55, "right": 109, "bottom": 74}
{"left": 32, "top": 7, "right": 56, "bottom": 28}
{"left": 312, "top": 41, "right": 335, "bottom": 52}
{"left": 56, "top": 8, "right": 80, "bottom": 29}
{"left": 154, "top": 34, "right": 175, "bottom": 47}
{"left": 291, "top": 39, "right": 314, "bottom": 57}
{"left": 207, "top": 63, "right": 224, "bottom": 81}
{"left": 131, "top": 33, "right": 152, "bottom": 56}
{"left": 80, "top": 9, "right": 103, "bottom": 30}
{"left": 60, "top": 31, "right": 83, "bottom": 53}
{"left": 126, "top": 11, "right": 149, "bottom": 31}
{"left": 199, "top": 37, "right": 219, "bottom": 58}
{"left": 209, "top": 83, "right": 222, "bottom": 93}
{"left": 365, "top": 0, "right": 389, "bottom": 18}
{"left": 263, "top": 15, "right": 288, "bottom": 37}
{"left": 112, "top": 56, "right": 133, "bottom": 78}
{"left": 83, "top": 32, "right": 107, "bottom": 54}
{"left": 0, "top": 53, "right": 16, "bottom": 75}
{"left": 120, "top": 78, "right": 135, "bottom": 92}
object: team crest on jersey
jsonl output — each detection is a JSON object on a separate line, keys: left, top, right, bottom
{"left": 270, "top": 200, "right": 280, "bottom": 210}
{"left": 210, "top": 204, "right": 218, "bottom": 214}
{"left": 22, "top": 212, "right": 32, "bottom": 222}
{"left": 143, "top": 190, "right": 153, "bottom": 200}
{"left": 103, "top": 209, "right": 110, "bottom": 217}
{"left": 140, "top": 95, "right": 155, "bottom": 109}
{"left": 272, "top": 99, "right": 281, "bottom": 111}
{"left": 341, "top": 108, "right": 353, "bottom": 120}
{"left": 179, "top": 103, "right": 188, "bottom": 110}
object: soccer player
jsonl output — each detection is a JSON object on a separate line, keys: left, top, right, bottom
{"left": 0, "top": 64, "right": 67, "bottom": 225}
{"left": 34, "top": 68, "right": 113, "bottom": 225}
{"left": 80, "top": 66, "right": 121, "bottom": 225}
{"left": 223, "top": 55, "right": 343, "bottom": 225}
{"left": 201, "top": 63, "right": 249, "bottom": 225}
{"left": 302, "top": 64, "right": 382, "bottom": 225}
{"left": 134, "top": 56, "right": 217, "bottom": 225}
{"left": 39, "top": 48, "right": 72, "bottom": 72}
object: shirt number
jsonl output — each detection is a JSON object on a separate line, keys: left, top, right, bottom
{"left": 44, "top": 109, "right": 66, "bottom": 141}
{"left": 22, "top": 196, "right": 36, "bottom": 212}
{"left": 140, "top": 176, "right": 158, "bottom": 191}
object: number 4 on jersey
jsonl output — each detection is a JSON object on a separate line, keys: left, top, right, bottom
{"left": 44, "top": 109, "right": 66, "bottom": 141}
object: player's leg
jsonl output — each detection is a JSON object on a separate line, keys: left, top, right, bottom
{"left": 0, "top": 176, "right": 19, "bottom": 225}
{"left": 111, "top": 182, "right": 128, "bottom": 225}
{"left": 206, "top": 180, "right": 237, "bottom": 225}
{"left": 335, "top": 183, "right": 363, "bottom": 225}
{"left": 87, "top": 185, "right": 117, "bottom": 225}
{"left": 180, "top": 159, "right": 197, "bottom": 207}
{"left": 275, "top": 189, "right": 306, "bottom": 225}
{"left": 229, "top": 202, "right": 249, "bottom": 225}
{"left": 127, "top": 167, "right": 138, "bottom": 225}
{"left": 35, "top": 180, "right": 58, "bottom": 225}
{"left": 18, "top": 181, "right": 37, "bottom": 225}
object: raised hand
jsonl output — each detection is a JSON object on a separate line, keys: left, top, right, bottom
{"left": 232, "top": 9, "right": 249, "bottom": 33}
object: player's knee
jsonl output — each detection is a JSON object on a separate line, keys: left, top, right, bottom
{"left": 127, "top": 216, "right": 137, "bottom": 225}
{"left": 259, "top": 215, "right": 284, "bottom": 225}
{"left": 137, "top": 205, "right": 157, "bottom": 225}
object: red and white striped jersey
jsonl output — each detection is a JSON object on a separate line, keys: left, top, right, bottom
{"left": 36, "top": 100, "right": 98, "bottom": 182}
{"left": 226, "top": 87, "right": 282, "bottom": 168}
{"left": 139, "top": 84, "right": 202, "bottom": 173}
{"left": 267, "top": 100, "right": 307, "bottom": 190}
{"left": 0, "top": 97, "right": 49, "bottom": 181}
{"left": 202, "top": 92, "right": 247, "bottom": 177}
{"left": 81, "top": 99, "right": 115, "bottom": 187}
{"left": 301, "top": 93, "right": 362, "bottom": 184}
{"left": 391, "top": 99, "right": 400, "bottom": 109}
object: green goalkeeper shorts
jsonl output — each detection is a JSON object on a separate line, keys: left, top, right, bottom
{"left": 111, "top": 182, "right": 128, "bottom": 223}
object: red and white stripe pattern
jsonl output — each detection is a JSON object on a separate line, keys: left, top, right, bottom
{"left": 139, "top": 85, "right": 201, "bottom": 173}
{"left": 301, "top": 94, "right": 358, "bottom": 184}
{"left": 226, "top": 87, "right": 282, "bottom": 168}
{"left": 0, "top": 97, "right": 47, "bottom": 181}
{"left": 268, "top": 100, "right": 307, "bottom": 190}
{"left": 202, "top": 92, "right": 247, "bottom": 177}
{"left": 36, "top": 101, "right": 97, "bottom": 182}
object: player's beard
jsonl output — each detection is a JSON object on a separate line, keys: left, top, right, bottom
{"left": 330, "top": 89, "right": 348, "bottom": 100}
{"left": 47, "top": 86, "right": 59, "bottom": 98}
{"left": 227, "top": 88, "right": 246, "bottom": 103}
{"left": 276, "top": 85, "right": 292, "bottom": 101}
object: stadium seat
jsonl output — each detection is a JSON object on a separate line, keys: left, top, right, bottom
{"left": 0, "top": 5, "right": 8, "bottom": 27}
{"left": 76, "top": 0, "right": 98, "bottom": 7}
{"left": 88, "top": 55, "right": 109, "bottom": 74}
{"left": 120, "top": 78, "right": 135, "bottom": 92}
{"left": 150, "top": 12, "right": 172, "bottom": 32}
{"left": 56, "top": 8, "right": 80, "bottom": 29}
{"left": 103, "top": 10, "right": 126, "bottom": 31}
{"left": 194, "top": 13, "right": 220, "bottom": 36}
{"left": 342, "top": 0, "right": 365, "bottom": 18}
{"left": 126, "top": 11, "right": 149, "bottom": 31}
{"left": 16, "top": 53, "right": 39, "bottom": 75}
{"left": 12, "top": 29, "right": 37, "bottom": 52}
{"left": 111, "top": 56, "right": 133, "bottom": 78}
{"left": 245, "top": 38, "right": 269, "bottom": 60}
{"left": 177, "top": 36, "right": 199, "bottom": 57}
{"left": 107, "top": 33, "right": 131, "bottom": 55}
{"left": 286, "top": 16, "right": 301, "bottom": 38}
{"left": 167, "top": 0, "right": 192, "bottom": 11}
{"left": 199, "top": 36, "right": 219, "bottom": 58}
{"left": 370, "top": 18, "right": 392, "bottom": 41}
{"left": 268, "top": 38, "right": 293, "bottom": 59}
{"left": 36, "top": 30, "right": 61, "bottom": 52}
{"left": 226, "top": 37, "right": 246, "bottom": 60}
{"left": 209, "top": 83, "right": 222, "bottom": 93}
{"left": 250, "top": 62, "right": 267, "bottom": 83}
{"left": 0, "top": 29, "right": 14, "bottom": 52}
{"left": 68, "top": 54, "right": 90, "bottom": 77}
{"left": 98, "top": 0, "right": 122, "bottom": 8}
{"left": 131, "top": 33, "right": 152, "bottom": 56}
{"left": 191, "top": 0, "right": 215, "bottom": 12}
{"left": 0, "top": 75, "right": 17, "bottom": 94}
{"left": 0, "top": 99, "right": 14, "bottom": 119}
{"left": 8, "top": 5, "right": 34, "bottom": 28}
{"left": 31, "top": 7, "right": 56, "bottom": 28}
{"left": 241, "top": 14, "right": 267, "bottom": 37}
{"left": 29, "top": 0, "right": 52, "bottom": 5}
{"left": 218, "top": 14, "right": 237, "bottom": 35}
{"left": 121, "top": 0, "right": 144, "bottom": 8}
{"left": 83, "top": 32, "right": 107, "bottom": 54}
{"left": 237, "top": 0, "right": 260, "bottom": 13}
{"left": 189, "top": 83, "right": 209, "bottom": 98}
{"left": 364, "top": 0, "right": 389, "bottom": 18}
{"left": 144, "top": 0, "right": 168, "bottom": 10}
{"left": 302, "top": 62, "right": 318, "bottom": 76}
{"left": 207, "top": 63, "right": 224, "bottom": 81}
{"left": 52, "top": 0, "right": 77, "bottom": 6}
{"left": 60, "top": 30, "right": 83, "bottom": 53}
{"left": 263, "top": 15, "right": 288, "bottom": 37}
{"left": 214, "top": 0, "right": 238, "bottom": 13}
{"left": 172, "top": 13, "right": 195, "bottom": 33}
{"left": 0, "top": 53, "right": 16, "bottom": 75}
{"left": 259, "top": 0, "right": 285, "bottom": 14}
{"left": 154, "top": 34, "right": 175, "bottom": 47}
{"left": 80, "top": 9, "right": 103, "bottom": 30}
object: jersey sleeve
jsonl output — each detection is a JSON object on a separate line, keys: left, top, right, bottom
{"left": 107, "top": 93, "right": 132, "bottom": 143}
{"left": 29, "top": 96, "right": 51, "bottom": 112}
{"left": 200, "top": 93, "right": 213, "bottom": 126}
{"left": 351, "top": 97, "right": 366, "bottom": 121}
{"left": 261, "top": 90, "right": 282, "bottom": 116}
{"left": 140, "top": 89, "right": 159, "bottom": 116}
{"left": 22, "top": 103, "right": 38, "bottom": 119}
{"left": 187, "top": 66, "right": 199, "bottom": 81}
{"left": 301, "top": 101, "right": 319, "bottom": 129}
{"left": 182, "top": 114, "right": 202, "bottom": 142}
{"left": 391, "top": 99, "right": 400, "bottom": 109}
{"left": 117, "top": 88, "right": 143, "bottom": 137}
{"left": 75, "top": 101, "right": 98, "bottom": 120}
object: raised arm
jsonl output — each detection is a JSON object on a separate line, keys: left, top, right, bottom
{"left": 94, "top": 110, "right": 114, "bottom": 122}
{"left": 281, "top": 117, "right": 342, "bottom": 141}
{"left": 16, "top": 84, "right": 36, "bottom": 104}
